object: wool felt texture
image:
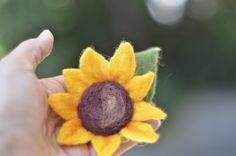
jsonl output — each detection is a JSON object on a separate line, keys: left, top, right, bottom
{"left": 135, "top": 47, "right": 161, "bottom": 102}
{"left": 120, "top": 121, "right": 160, "bottom": 143}
{"left": 48, "top": 93, "right": 78, "bottom": 120}
{"left": 92, "top": 134, "right": 121, "bottom": 156}
{"left": 48, "top": 42, "right": 167, "bottom": 156}
{"left": 78, "top": 81, "right": 133, "bottom": 135}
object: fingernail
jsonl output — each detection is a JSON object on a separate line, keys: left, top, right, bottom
{"left": 38, "top": 29, "right": 53, "bottom": 39}
{"left": 37, "top": 29, "right": 54, "bottom": 57}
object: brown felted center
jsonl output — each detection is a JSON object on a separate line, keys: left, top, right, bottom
{"left": 78, "top": 81, "right": 133, "bottom": 136}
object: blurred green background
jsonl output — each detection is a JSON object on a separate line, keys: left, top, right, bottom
{"left": 1, "top": 0, "right": 236, "bottom": 155}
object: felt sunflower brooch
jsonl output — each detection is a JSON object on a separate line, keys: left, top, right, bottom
{"left": 48, "top": 42, "right": 167, "bottom": 156}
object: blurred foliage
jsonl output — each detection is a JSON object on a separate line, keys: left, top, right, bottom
{"left": 0, "top": 0, "right": 236, "bottom": 109}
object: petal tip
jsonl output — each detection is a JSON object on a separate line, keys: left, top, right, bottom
{"left": 62, "top": 68, "right": 70, "bottom": 75}
{"left": 56, "top": 135, "right": 64, "bottom": 144}
{"left": 150, "top": 133, "right": 160, "bottom": 143}
{"left": 126, "top": 72, "right": 155, "bottom": 102}
{"left": 47, "top": 96, "right": 53, "bottom": 106}
{"left": 117, "top": 41, "right": 134, "bottom": 54}
{"left": 161, "top": 111, "right": 168, "bottom": 120}
{"left": 62, "top": 68, "right": 69, "bottom": 73}
{"left": 62, "top": 68, "right": 79, "bottom": 76}
{"left": 80, "top": 46, "right": 109, "bottom": 80}
{"left": 119, "top": 41, "right": 133, "bottom": 48}
{"left": 47, "top": 93, "right": 60, "bottom": 106}
{"left": 147, "top": 71, "right": 155, "bottom": 78}
{"left": 80, "top": 47, "right": 97, "bottom": 61}
{"left": 83, "top": 47, "right": 94, "bottom": 52}
{"left": 92, "top": 135, "right": 121, "bottom": 156}
{"left": 146, "top": 71, "right": 155, "bottom": 87}
{"left": 132, "top": 102, "right": 167, "bottom": 121}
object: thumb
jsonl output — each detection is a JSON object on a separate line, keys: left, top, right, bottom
{"left": 5, "top": 29, "right": 54, "bottom": 71}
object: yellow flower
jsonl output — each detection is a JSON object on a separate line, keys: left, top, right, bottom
{"left": 48, "top": 42, "right": 167, "bottom": 156}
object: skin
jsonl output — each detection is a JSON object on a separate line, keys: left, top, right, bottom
{"left": 0, "top": 30, "right": 159, "bottom": 156}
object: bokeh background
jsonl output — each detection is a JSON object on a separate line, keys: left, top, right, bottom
{"left": 1, "top": 0, "right": 236, "bottom": 155}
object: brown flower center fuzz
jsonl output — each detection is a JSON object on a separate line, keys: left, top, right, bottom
{"left": 78, "top": 81, "right": 133, "bottom": 136}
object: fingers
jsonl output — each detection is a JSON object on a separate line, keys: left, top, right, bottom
{"left": 3, "top": 29, "right": 54, "bottom": 71}
{"left": 42, "top": 75, "right": 89, "bottom": 156}
{"left": 63, "top": 145, "right": 90, "bottom": 156}
{"left": 88, "top": 144, "right": 97, "bottom": 156}
{"left": 40, "top": 75, "right": 66, "bottom": 96}
{"left": 113, "top": 141, "right": 136, "bottom": 156}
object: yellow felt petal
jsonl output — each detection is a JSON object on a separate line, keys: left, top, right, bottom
{"left": 63, "top": 69, "right": 94, "bottom": 98}
{"left": 132, "top": 101, "right": 167, "bottom": 121}
{"left": 80, "top": 47, "right": 109, "bottom": 81}
{"left": 109, "top": 42, "right": 136, "bottom": 84}
{"left": 92, "top": 134, "right": 121, "bottom": 156}
{"left": 48, "top": 93, "right": 78, "bottom": 120}
{"left": 126, "top": 72, "right": 154, "bottom": 102}
{"left": 120, "top": 121, "right": 159, "bottom": 143}
{"left": 57, "top": 118, "right": 94, "bottom": 145}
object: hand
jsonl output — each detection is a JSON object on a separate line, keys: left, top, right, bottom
{"left": 0, "top": 30, "right": 159, "bottom": 156}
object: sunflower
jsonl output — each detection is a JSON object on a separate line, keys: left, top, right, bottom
{"left": 48, "top": 42, "right": 167, "bottom": 156}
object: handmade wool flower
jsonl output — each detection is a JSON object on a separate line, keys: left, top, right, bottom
{"left": 48, "top": 42, "right": 167, "bottom": 156}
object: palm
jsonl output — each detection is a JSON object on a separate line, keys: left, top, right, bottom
{"left": 42, "top": 76, "right": 160, "bottom": 156}
{"left": 15, "top": 74, "right": 158, "bottom": 156}
{"left": 39, "top": 75, "right": 157, "bottom": 156}
{"left": 0, "top": 31, "right": 159, "bottom": 156}
{"left": 39, "top": 76, "right": 90, "bottom": 156}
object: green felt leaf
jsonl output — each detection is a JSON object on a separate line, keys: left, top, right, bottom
{"left": 135, "top": 47, "right": 161, "bottom": 102}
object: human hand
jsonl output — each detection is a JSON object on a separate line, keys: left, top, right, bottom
{"left": 0, "top": 30, "right": 159, "bottom": 156}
